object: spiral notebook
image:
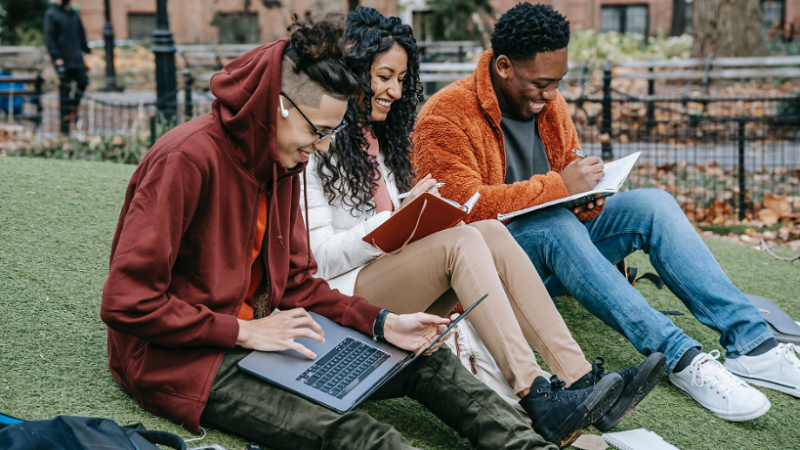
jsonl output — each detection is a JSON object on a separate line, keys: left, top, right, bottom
{"left": 497, "top": 152, "right": 641, "bottom": 222}
{"left": 603, "top": 429, "right": 680, "bottom": 450}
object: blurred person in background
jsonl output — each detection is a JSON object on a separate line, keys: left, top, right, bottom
{"left": 44, "top": 0, "right": 90, "bottom": 134}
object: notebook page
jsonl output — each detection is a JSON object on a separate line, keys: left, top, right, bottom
{"left": 593, "top": 152, "right": 641, "bottom": 192}
{"left": 603, "top": 429, "right": 680, "bottom": 450}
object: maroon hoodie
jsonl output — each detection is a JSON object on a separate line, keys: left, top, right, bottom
{"left": 100, "top": 38, "right": 382, "bottom": 433}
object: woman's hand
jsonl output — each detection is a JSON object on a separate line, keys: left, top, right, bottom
{"left": 399, "top": 174, "right": 441, "bottom": 210}
{"left": 236, "top": 308, "right": 325, "bottom": 359}
{"left": 383, "top": 312, "right": 450, "bottom": 356}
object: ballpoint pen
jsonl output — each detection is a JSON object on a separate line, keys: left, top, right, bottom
{"left": 397, "top": 182, "right": 445, "bottom": 200}
{"left": 572, "top": 149, "right": 588, "bottom": 159}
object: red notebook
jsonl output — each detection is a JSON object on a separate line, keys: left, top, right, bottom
{"left": 363, "top": 192, "right": 481, "bottom": 253}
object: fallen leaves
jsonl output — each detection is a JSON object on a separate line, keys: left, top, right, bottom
{"left": 758, "top": 208, "right": 780, "bottom": 226}
{"left": 762, "top": 193, "right": 794, "bottom": 220}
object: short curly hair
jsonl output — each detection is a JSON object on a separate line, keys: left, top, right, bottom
{"left": 491, "top": 3, "right": 570, "bottom": 61}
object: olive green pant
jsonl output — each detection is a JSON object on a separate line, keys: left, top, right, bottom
{"left": 200, "top": 347, "right": 556, "bottom": 450}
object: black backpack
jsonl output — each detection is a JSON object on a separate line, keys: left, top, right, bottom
{"left": 0, "top": 414, "right": 186, "bottom": 450}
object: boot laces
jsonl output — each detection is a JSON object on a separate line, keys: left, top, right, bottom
{"left": 548, "top": 375, "right": 584, "bottom": 402}
{"left": 590, "top": 357, "right": 607, "bottom": 381}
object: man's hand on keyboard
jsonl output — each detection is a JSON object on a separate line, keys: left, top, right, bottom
{"left": 383, "top": 312, "right": 450, "bottom": 356}
{"left": 236, "top": 308, "right": 325, "bottom": 359}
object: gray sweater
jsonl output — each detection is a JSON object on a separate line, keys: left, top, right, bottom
{"left": 500, "top": 107, "right": 550, "bottom": 184}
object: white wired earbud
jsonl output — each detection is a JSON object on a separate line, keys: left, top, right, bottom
{"left": 279, "top": 96, "right": 289, "bottom": 118}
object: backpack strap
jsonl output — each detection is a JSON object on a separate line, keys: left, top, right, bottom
{"left": 135, "top": 430, "right": 187, "bottom": 450}
{"left": 0, "top": 413, "right": 24, "bottom": 430}
{"left": 615, "top": 260, "right": 664, "bottom": 289}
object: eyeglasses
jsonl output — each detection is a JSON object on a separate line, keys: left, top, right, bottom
{"left": 280, "top": 92, "right": 348, "bottom": 145}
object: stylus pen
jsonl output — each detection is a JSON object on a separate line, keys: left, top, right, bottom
{"left": 397, "top": 182, "right": 445, "bottom": 200}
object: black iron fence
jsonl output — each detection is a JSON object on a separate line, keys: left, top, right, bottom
{"left": 3, "top": 56, "right": 800, "bottom": 224}
{"left": 567, "top": 91, "right": 800, "bottom": 223}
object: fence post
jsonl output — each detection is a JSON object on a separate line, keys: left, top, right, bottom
{"left": 646, "top": 61, "right": 655, "bottom": 132}
{"left": 153, "top": 0, "right": 177, "bottom": 123}
{"left": 421, "top": 50, "right": 435, "bottom": 99}
{"left": 457, "top": 45, "right": 465, "bottom": 63}
{"left": 737, "top": 119, "right": 746, "bottom": 221}
{"left": 183, "top": 68, "right": 194, "bottom": 121}
{"left": 34, "top": 71, "right": 44, "bottom": 127}
{"left": 150, "top": 115, "right": 157, "bottom": 148}
{"left": 601, "top": 61, "right": 614, "bottom": 160}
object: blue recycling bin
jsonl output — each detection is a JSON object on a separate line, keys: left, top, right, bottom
{"left": 0, "top": 70, "right": 25, "bottom": 116}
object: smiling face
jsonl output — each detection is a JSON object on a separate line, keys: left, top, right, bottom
{"left": 275, "top": 93, "right": 348, "bottom": 169}
{"left": 368, "top": 44, "right": 408, "bottom": 122}
{"left": 492, "top": 48, "right": 569, "bottom": 121}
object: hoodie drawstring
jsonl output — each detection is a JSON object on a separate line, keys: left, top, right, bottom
{"left": 303, "top": 166, "right": 312, "bottom": 270}
{"left": 272, "top": 163, "right": 284, "bottom": 250}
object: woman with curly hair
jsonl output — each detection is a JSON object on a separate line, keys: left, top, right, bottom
{"left": 301, "top": 7, "right": 664, "bottom": 448}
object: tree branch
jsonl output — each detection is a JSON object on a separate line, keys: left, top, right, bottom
{"left": 759, "top": 239, "right": 800, "bottom": 264}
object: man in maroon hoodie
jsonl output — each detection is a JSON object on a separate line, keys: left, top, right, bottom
{"left": 100, "top": 15, "right": 555, "bottom": 450}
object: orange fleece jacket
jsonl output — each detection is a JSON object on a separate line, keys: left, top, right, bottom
{"left": 412, "top": 49, "right": 604, "bottom": 223}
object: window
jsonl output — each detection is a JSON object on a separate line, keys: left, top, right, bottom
{"left": 684, "top": 1, "right": 693, "bottom": 36}
{"left": 213, "top": 13, "right": 260, "bottom": 44}
{"left": 600, "top": 5, "right": 649, "bottom": 37}
{"left": 412, "top": 10, "right": 435, "bottom": 42}
{"left": 761, "top": 0, "right": 785, "bottom": 30}
{"left": 127, "top": 13, "right": 156, "bottom": 42}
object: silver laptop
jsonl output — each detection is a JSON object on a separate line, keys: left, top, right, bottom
{"left": 237, "top": 294, "right": 487, "bottom": 413}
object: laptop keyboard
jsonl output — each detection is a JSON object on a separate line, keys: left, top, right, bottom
{"left": 296, "top": 337, "right": 390, "bottom": 399}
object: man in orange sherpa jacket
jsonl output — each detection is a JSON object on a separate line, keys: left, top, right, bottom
{"left": 413, "top": 2, "right": 800, "bottom": 423}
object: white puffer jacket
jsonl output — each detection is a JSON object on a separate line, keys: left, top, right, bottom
{"left": 300, "top": 152, "right": 401, "bottom": 295}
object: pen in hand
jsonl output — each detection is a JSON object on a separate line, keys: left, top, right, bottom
{"left": 572, "top": 149, "right": 588, "bottom": 159}
{"left": 397, "top": 182, "right": 445, "bottom": 200}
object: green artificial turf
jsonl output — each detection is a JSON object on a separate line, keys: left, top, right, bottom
{"left": 1, "top": 156, "right": 799, "bottom": 450}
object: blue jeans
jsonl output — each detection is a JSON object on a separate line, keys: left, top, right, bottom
{"left": 507, "top": 189, "right": 772, "bottom": 372}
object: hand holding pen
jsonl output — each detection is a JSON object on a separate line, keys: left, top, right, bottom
{"left": 398, "top": 174, "right": 443, "bottom": 209}
{"left": 565, "top": 149, "right": 605, "bottom": 214}
{"left": 398, "top": 182, "right": 445, "bottom": 200}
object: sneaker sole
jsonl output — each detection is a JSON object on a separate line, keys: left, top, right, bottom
{"left": 594, "top": 353, "right": 667, "bottom": 432}
{"left": 549, "top": 373, "right": 624, "bottom": 449}
{"left": 726, "top": 370, "right": 800, "bottom": 398}
{"left": 669, "top": 381, "right": 771, "bottom": 422}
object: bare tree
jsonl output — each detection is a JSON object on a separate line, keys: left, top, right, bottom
{"left": 691, "top": 0, "right": 766, "bottom": 57}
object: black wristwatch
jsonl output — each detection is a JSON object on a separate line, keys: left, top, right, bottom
{"left": 373, "top": 309, "right": 392, "bottom": 342}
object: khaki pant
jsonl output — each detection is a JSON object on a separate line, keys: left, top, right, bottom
{"left": 355, "top": 220, "right": 591, "bottom": 395}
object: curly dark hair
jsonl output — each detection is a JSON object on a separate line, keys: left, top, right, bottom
{"left": 314, "top": 7, "right": 424, "bottom": 214}
{"left": 285, "top": 13, "right": 360, "bottom": 98}
{"left": 491, "top": 3, "right": 570, "bottom": 61}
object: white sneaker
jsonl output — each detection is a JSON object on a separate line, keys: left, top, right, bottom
{"left": 725, "top": 343, "right": 800, "bottom": 398}
{"left": 669, "top": 350, "right": 770, "bottom": 421}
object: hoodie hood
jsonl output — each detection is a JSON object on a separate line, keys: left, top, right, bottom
{"left": 210, "top": 38, "right": 290, "bottom": 182}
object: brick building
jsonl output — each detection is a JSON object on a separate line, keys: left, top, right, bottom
{"left": 401, "top": 0, "right": 800, "bottom": 38}
{"left": 77, "top": 0, "right": 398, "bottom": 44}
{"left": 78, "top": 0, "right": 799, "bottom": 44}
